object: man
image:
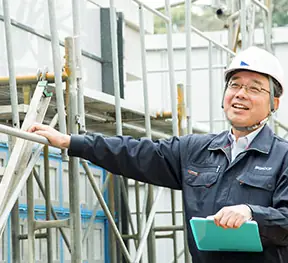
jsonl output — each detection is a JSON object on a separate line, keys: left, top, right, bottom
{"left": 29, "top": 46, "right": 288, "bottom": 262}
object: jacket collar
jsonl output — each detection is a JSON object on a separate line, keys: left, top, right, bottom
{"left": 208, "top": 124, "right": 274, "bottom": 154}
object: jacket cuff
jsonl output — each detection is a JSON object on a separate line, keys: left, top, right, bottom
{"left": 68, "top": 134, "right": 85, "bottom": 157}
{"left": 246, "top": 204, "right": 265, "bottom": 224}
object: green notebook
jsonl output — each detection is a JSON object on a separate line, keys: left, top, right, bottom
{"left": 190, "top": 217, "right": 263, "bottom": 252}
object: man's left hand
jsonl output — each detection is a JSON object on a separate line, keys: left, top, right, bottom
{"left": 211, "top": 204, "right": 252, "bottom": 229}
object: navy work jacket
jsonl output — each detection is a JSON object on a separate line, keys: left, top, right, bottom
{"left": 68, "top": 124, "right": 288, "bottom": 263}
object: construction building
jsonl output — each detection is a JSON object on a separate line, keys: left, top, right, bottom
{"left": 0, "top": 0, "right": 287, "bottom": 262}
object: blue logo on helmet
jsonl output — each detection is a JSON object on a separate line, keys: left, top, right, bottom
{"left": 240, "top": 61, "right": 249, "bottom": 66}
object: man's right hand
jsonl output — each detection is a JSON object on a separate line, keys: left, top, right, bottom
{"left": 28, "top": 124, "right": 71, "bottom": 149}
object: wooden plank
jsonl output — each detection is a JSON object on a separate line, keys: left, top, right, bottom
{"left": 0, "top": 81, "right": 52, "bottom": 234}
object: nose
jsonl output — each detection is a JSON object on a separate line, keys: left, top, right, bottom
{"left": 235, "top": 86, "right": 249, "bottom": 99}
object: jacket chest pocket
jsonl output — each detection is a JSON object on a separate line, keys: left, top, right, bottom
{"left": 183, "top": 164, "right": 220, "bottom": 207}
{"left": 235, "top": 172, "right": 275, "bottom": 206}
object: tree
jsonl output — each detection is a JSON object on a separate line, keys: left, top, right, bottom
{"left": 154, "top": 1, "right": 288, "bottom": 34}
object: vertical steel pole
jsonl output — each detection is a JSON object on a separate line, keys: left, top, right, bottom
{"left": 44, "top": 145, "right": 53, "bottom": 263}
{"left": 135, "top": 181, "right": 142, "bottom": 259}
{"left": 109, "top": 1, "right": 123, "bottom": 262}
{"left": 108, "top": 172, "right": 117, "bottom": 263}
{"left": 266, "top": 0, "right": 273, "bottom": 52}
{"left": 165, "top": 0, "right": 179, "bottom": 137}
{"left": 170, "top": 189, "right": 178, "bottom": 262}
{"left": 2, "top": 0, "right": 20, "bottom": 128}
{"left": 247, "top": 3, "right": 256, "bottom": 47}
{"left": 65, "top": 37, "right": 82, "bottom": 263}
{"left": 261, "top": 0, "right": 272, "bottom": 52}
{"left": 71, "top": 0, "right": 86, "bottom": 133}
{"left": 185, "top": 0, "right": 193, "bottom": 134}
{"left": 139, "top": 4, "right": 152, "bottom": 139}
{"left": 109, "top": 0, "right": 122, "bottom": 135}
{"left": 139, "top": 4, "right": 156, "bottom": 263}
{"left": 27, "top": 173, "right": 35, "bottom": 263}
{"left": 47, "top": 0, "right": 67, "bottom": 136}
{"left": 219, "top": 46, "right": 227, "bottom": 131}
{"left": 2, "top": 1, "right": 21, "bottom": 260}
{"left": 240, "top": 0, "right": 247, "bottom": 49}
{"left": 208, "top": 42, "right": 214, "bottom": 133}
{"left": 165, "top": 4, "right": 181, "bottom": 261}
{"left": 177, "top": 84, "right": 190, "bottom": 263}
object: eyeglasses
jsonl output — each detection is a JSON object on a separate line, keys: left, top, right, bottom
{"left": 227, "top": 81, "right": 270, "bottom": 95}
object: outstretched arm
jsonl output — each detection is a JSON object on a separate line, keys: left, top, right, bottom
{"left": 28, "top": 124, "right": 183, "bottom": 190}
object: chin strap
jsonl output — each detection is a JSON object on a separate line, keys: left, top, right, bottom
{"left": 228, "top": 115, "right": 270, "bottom": 132}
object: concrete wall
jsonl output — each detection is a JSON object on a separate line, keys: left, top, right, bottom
{"left": 125, "top": 27, "right": 288, "bottom": 134}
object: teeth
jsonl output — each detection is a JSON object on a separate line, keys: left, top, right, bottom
{"left": 233, "top": 104, "right": 248, "bottom": 109}
{"left": 233, "top": 104, "right": 246, "bottom": 109}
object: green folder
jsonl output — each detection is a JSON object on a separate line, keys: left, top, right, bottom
{"left": 190, "top": 217, "right": 263, "bottom": 252}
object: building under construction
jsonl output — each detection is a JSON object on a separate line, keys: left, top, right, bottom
{"left": 0, "top": 0, "right": 288, "bottom": 262}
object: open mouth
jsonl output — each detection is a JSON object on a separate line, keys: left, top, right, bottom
{"left": 232, "top": 103, "right": 249, "bottom": 110}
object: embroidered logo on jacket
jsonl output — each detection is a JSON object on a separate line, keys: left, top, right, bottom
{"left": 254, "top": 166, "right": 272, "bottom": 171}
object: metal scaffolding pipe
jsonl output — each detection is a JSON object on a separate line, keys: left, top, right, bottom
{"left": 122, "top": 123, "right": 171, "bottom": 139}
{"left": 185, "top": 0, "right": 193, "bottom": 134}
{"left": 2, "top": 0, "right": 20, "bottom": 129}
{"left": 110, "top": 0, "right": 123, "bottom": 136}
{"left": 109, "top": 2, "right": 124, "bottom": 261}
{"left": 135, "top": 181, "right": 142, "bottom": 249}
{"left": 191, "top": 25, "right": 236, "bottom": 56}
{"left": 168, "top": 248, "right": 185, "bottom": 263}
{"left": 170, "top": 189, "right": 178, "bottom": 261}
{"left": 82, "top": 173, "right": 111, "bottom": 243}
{"left": 120, "top": 178, "right": 138, "bottom": 248}
{"left": 34, "top": 219, "right": 70, "bottom": 230}
{"left": 0, "top": 73, "right": 68, "bottom": 86}
{"left": 153, "top": 225, "right": 184, "bottom": 232}
{"left": 47, "top": 0, "right": 67, "bottom": 137}
{"left": 147, "top": 64, "right": 226, "bottom": 74}
{"left": 166, "top": 0, "right": 179, "bottom": 137}
{"left": 19, "top": 233, "right": 48, "bottom": 240}
{"left": 0, "top": 124, "right": 50, "bottom": 145}
{"left": 133, "top": 0, "right": 170, "bottom": 22}
{"left": 108, "top": 172, "right": 117, "bottom": 263}
{"left": 133, "top": 187, "right": 164, "bottom": 263}
{"left": 251, "top": 0, "right": 269, "bottom": 13}
{"left": 44, "top": 145, "right": 53, "bottom": 262}
{"left": 0, "top": 14, "right": 103, "bottom": 63}
{"left": 177, "top": 84, "right": 190, "bottom": 262}
{"left": 3, "top": 0, "right": 22, "bottom": 257}
{"left": 139, "top": 4, "right": 152, "bottom": 138}
{"left": 240, "top": 0, "right": 247, "bottom": 49}
{"left": 140, "top": 183, "right": 148, "bottom": 238}
{"left": 266, "top": 0, "right": 273, "bottom": 53}
{"left": 273, "top": 117, "right": 288, "bottom": 132}
{"left": 27, "top": 174, "right": 35, "bottom": 263}
{"left": 82, "top": 161, "right": 132, "bottom": 262}
{"left": 72, "top": 0, "right": 86, "bottom": 133}
{"left": 33, "top": 168, "right": 72, "bottom": 253}
{"left": 208, "top": 42, "right": 214, "bottom": 133}
{"left": 65, "top": 36, "right": 82, "bottom": 263}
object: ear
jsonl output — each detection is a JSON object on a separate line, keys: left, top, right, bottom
{"left": 273, "top": 97, "right": 280, "bottom": 112}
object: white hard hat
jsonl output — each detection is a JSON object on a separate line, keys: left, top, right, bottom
{"left": 224, "top": 46, "right": 285, "bottom": 93}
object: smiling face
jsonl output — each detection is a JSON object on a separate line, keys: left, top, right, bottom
{"left": 223, "top": 71, "right": 279, "bottom": 132}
